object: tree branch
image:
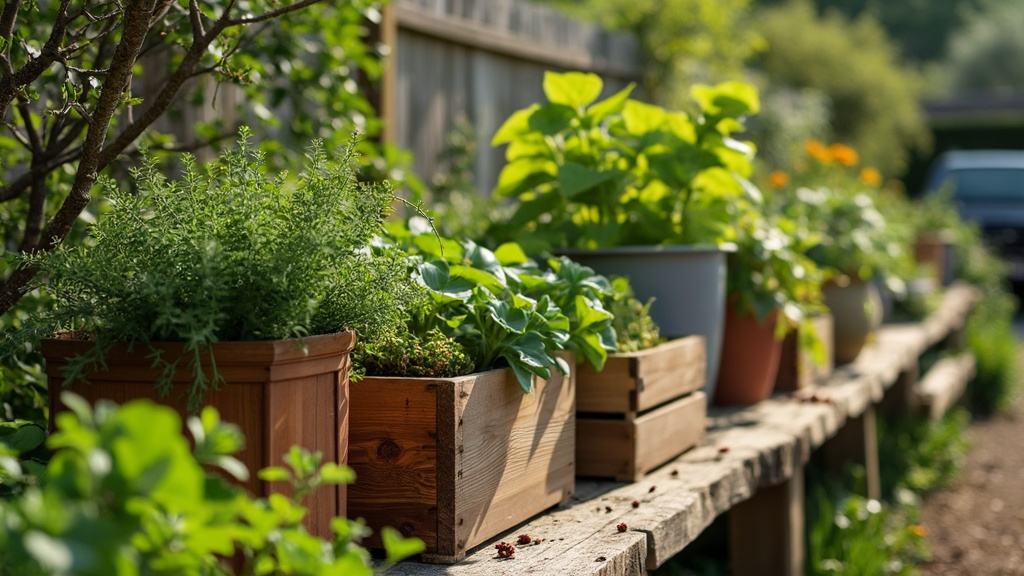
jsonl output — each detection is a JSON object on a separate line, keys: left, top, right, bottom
{"left": 0, "top": 0, "right": 72, "bottom": 120}
{"left": 225, "top": 0, "right": 322, "bottom": 26}
{"left": 0, "top": 0, "right": 157, "bottom": 316}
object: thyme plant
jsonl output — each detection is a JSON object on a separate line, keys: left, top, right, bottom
{"left": 14, "top": 130, "right": 414, "bottom": 412}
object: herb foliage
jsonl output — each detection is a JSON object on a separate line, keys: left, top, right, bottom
{"left": 14, "top": 130, "right": 414, "bottom": 412}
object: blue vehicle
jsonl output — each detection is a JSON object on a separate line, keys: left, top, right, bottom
{"left": 923, "top": 149, "right": 1024, "bottom": 281}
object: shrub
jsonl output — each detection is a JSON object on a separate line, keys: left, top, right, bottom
{"left": 0, "top": 393, "right": 424, "bottom": 574}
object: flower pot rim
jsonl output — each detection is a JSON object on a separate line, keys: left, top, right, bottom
{"left": 557, "top": 243, "right": 735, "bottom": 256}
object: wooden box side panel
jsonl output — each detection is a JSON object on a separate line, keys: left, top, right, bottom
{"left": 633, "top": 391, "right": 706, "bottom": 479}
{"left": 634, "top": 336, "right": 705, "bottom": 412}
{"left": 575, "top": 418, "right": 636, "bottom": 480}
{"left": 347, "top": 379, "right": 441, "bottom": 551}
{"left": 47, "top": 375, "right": 267, "bottom": 497}
{"left": 264, "top": 370, "right": 345, "bottom": 539}
{"left": 575, "top": 359, "right": 637, "bottom": 413}
{"left": 453, "top": 366, "right": 576, "bottom": 555}
{"left": 576, "top": 336, "right": 706, "bottom": 414}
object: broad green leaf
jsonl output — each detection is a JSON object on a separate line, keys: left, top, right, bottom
{"left": 487, "top": 301, "right": 529, "bottom": 333}
{"left": 558, "top": 162, "right": 622, "bottom": 199}
{"left": 507, "top": 190, "right": 562, "bottom": 228}
{"left": 0, "top": 422, "right": 46, "bottom": 454}
{"left": 584, "top": 83, "right": 635, "bottom": 125}
{"left": 494, "top": 243, "right": 530, "bottom": 265}
{"left": 257, "top": 466, "right": 292, "bottom": 482}
{"left": 691, "top": 82, "right": 760, "bottom": 117}
{"left": 319, "top": 462, "right": 357, "bottom": 484}
{"left": 509, "top": 361, "right": 543, "bottom": 393}
{"left": 527, "top": 104, "right": 577, "bottom": 135}
{"left": 491, "top": 104, "right": 539, "bottom": 145}
{"left": 494, "top": 157, "right": 556, "bottom": 198}
{"left": 419, "top": 260, "right": 473, "bottom": 301}
{"left": 622, "top": 100, "right": 668, "bottom": 137}
{"left": 543, "top": 71, "right": 603, "bottom": 109}
{"left": 381, "top": 526, "right": 427, "bottom": 565}
{"left": 450, "top": 265, "right": 505, "bottom": 293}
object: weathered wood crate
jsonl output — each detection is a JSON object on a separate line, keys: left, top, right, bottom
{"left": 348, "top": 358, "right": 575, "bottom": 563}
{"left": 42, "top": 332, "right": 355, "bottom": 538}
{"left": 775, "top": 314, "right": 835, "bottom": 392}
{"left": 575, "top": 336, "right": 706, "bottom": 482}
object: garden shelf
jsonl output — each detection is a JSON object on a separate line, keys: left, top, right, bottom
{"left": 381, "top": 282, "right": 979, "bottom": 576}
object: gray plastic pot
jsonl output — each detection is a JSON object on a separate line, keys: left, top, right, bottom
{"left": 559, "top": 244, "right": 730, "bottom": 397}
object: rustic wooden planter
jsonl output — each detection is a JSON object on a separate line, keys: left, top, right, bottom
{"left": 775, "top": 314, "right": 835, "bottom": 392}
{"left": 575, "top": 336, "right": 706, "bottom": 481}
{"left": 348, "top": 358, "right": 575, "bottom": 563}
{"left": 42, "top": 331, "right": 355, "bottom": 538}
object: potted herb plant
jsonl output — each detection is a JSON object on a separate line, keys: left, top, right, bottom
{"left": 766, "top": 142, "right": 913, "bottom": 364}
{"left": 714, "top": 209, "right": 827, "bottom": 405}
{"left": 10, "top": 130, "right": 414, "bottom": 535}
{"left": 489, "top": 71, "right": 763, "bottom": 397}
{"left": 346, "top": 220, "right": 616, "bottom": 563}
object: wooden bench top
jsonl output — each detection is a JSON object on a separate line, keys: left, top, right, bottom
{"left": 385, "top": 283, "right": 980, "bottom": 576}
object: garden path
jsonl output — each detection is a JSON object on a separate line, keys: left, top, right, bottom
{"left": 919, "top": 385, "right": 1024, "bottom": 574}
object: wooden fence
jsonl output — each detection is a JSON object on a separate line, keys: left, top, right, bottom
{"left": 380, "top": 0, "right": 643, "bottom": 194}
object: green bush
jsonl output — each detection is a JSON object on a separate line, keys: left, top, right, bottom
{"left": 751, "top": 0, "right": 929, "bottom": 175}
{"left": 0, "top": 393, "right": 423, "bottom": 575}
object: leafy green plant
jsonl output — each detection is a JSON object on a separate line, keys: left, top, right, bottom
{"left": 0, "top": 392, "right": 424, "bottom": 575}
{"left": 604, "top": 277, "right": 662, "bottom": 353}
{"left": 8, "top": 130, "right": 415, "bottom": 412}
{"left": 727, "top": 209, "right": 826, "bottom": 336}
{"left": 489, "top": 71, "right": 762, "bottom": 252}
{"left": 806, "top": 484, "right": 929, "bottom": 575}
{"left": 370, "top": 220, "right": 618, "bottom": 391}
{"left": 356, "top": 329, "right": 476, "bottom": 379}
{"left": 764, "top": 142, "right": 914, "bottom": 290}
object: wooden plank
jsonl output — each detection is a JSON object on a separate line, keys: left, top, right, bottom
{"left": 823, "top": 405, "right": 881, "bottom": 500}
{"left": 348, "top": 379, "right": 440, "bottom": 551}
{"left": 575, "top": 419, "right": 635, "bottom": 480}
{"left": 452, "top": 365, "right": 576, "bottom": 561}
{"left": 916, "top": 353, "right": 976, "bottom": 420}
{"left": 576, "top": 336, "right": 705, "bottom": 414}
{"left": 729, "top": 467, "right": 805, "bottom": 576}
{"left": 633, "top": 392, "right": 706, "bottom": 480}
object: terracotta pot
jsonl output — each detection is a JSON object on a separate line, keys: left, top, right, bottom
{"left": 42, "top": 331, "right": 355, "bottom": 538}
{"left": 822, "top": 278, "right": 883, "bottom": 364}
{"left": 914, "top": 230, "right": 956, "bottom": 286}
{"left": 714, "top": 304, "right": 782, "bottom": 406}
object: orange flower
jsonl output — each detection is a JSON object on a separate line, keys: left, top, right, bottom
{"left": 829, "top": 143, "right": 859, "bottom": 167}
{"left": 805, "top": 139, "right": 832, "bottom": 164}
{"left": 859, "top": 167, "right": 882, "bottom": 186}
{"left": 909, "top": 524, "right": 928, "bottom": 537}
{"left": 769, "top": 170, "right": 790, "bottom": 189}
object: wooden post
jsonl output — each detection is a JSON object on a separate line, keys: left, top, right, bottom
{"left": 729, "top": 468, "right": 805, "bottom": 576}
{"left": 880, "top": 363, "right": 920, "bottom": 419}
{"left": 822, "top": 405, "right": 881, "bottom": 500}
{"left": 377, "top": 4, "right": 398, "bottom": 145}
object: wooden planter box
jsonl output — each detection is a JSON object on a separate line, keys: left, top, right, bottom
{"left": 774, "top": 314, "right": 835, "bottom": 391}
{"left": 575, "top": 336, "right": 707, "bottom": 482}
{"left": 42, "top": 331, "right": 355, "bottom": 538}
{"left": 348, "top": 358, "right": 575, "bottom": 564}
